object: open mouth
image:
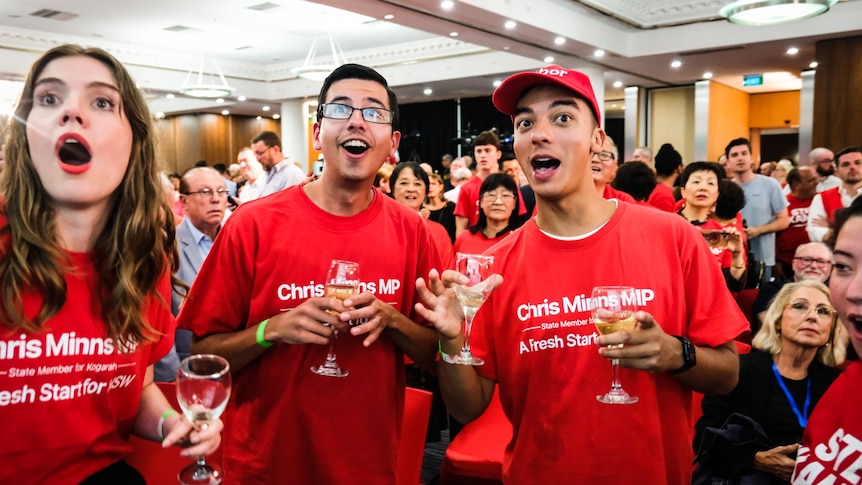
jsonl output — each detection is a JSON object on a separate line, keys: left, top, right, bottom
{"left": 342, "top": 139, "right": 369, "bottom": 155}
{"left": 849, "top": 314, "right": 862, "bottom": 333}
{"left": 58, "top": 138, "right": 92, "bottom": 166}
{"left": 530, "top": 158, "right": 560, "bottom": 174}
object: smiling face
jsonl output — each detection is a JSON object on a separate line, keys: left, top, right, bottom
{"left": 511, "top": 84, "right": 604, "bottom": 201}
{"left": 25, "top": 55, "right": 132, "bottom": 213}
{"left": 392, "top": 166, "right": 427, "bottom": 212}
{"left": 312, "top": 78, "right": 400, "bottom": 185}
{"left": 681, "top": 170, "right": 719, "bottom": 209}
{"left": 590, "top": 137, "right": 618, "bottom": 187}
{"left": 830, "top": 215, "right": 862, "bottom": 357}
{"left": 778, "top": 286, "right": 836, "bottom": 351}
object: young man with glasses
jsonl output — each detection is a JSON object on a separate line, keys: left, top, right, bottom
{"left": 179, "top": 64, "right": 442, "bottom": 485}
{"left": 250, "top": 130, "right": 306, "bottom": 198}
{"left": 752, "top": 242, "right": 835, "bottom": 332}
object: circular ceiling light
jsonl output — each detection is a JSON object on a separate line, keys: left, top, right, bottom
{"left": 719, "top": 0, "right": 837, "bottom": 26}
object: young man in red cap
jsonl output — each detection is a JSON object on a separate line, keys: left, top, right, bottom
{"left": 416, "top": 65, "right": 748, "bottom": 484}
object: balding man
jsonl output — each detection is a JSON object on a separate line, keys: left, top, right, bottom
{"left": 809, "top": 147, "right": 842, "bottom": 192}
{"left": 173, "top": 167, "right": 228, "bottom": 358}
{"left": 751, "top": 242, "right": 834, "bottom": 332}
{"left": 632, "top": 146, "right": 653, "bottom": 166}
{"left": 237, "top": 147, "right": 265, "bottom": 203}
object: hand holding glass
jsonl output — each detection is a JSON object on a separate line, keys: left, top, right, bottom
{"left": 445, "top": 253, "right": 495, "bottom": 366}
{"left": 176, "top": 354, "right": 231, "bottom": 485}
{"left": 311, "top": 259, "right": 360, "bottom": 378}
{"left": 592, "top": 286, "right": 639, "bottom": 404}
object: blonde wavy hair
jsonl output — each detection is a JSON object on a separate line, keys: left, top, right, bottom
{"left": 752, "top": 280, "right": 846, "bottom": 367}
{"left": 0, "top": 44, "right": 178, "bottom": 346}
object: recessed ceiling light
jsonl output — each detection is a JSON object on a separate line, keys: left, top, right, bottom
{"left": 216, "top": 98, "right": 225, "bottom": 103}
{"left": 273, "top": 114, "right": 281, "bottom": 119}
{"left": 384, "top": 14, "right": 394, "bottom": 20}
{"left": 493, "top": 80, "right": 502, "bottom": 87}
{"left": 809, "top": 61, "right": 819, "bottom": 68}
{"left": 237, "top": 95, "right": 247, "bottom": 101}
{"left": 613, "top": 81, "right": 623, "bottom": 88}
{"left": 671, "top": 60, "right": 682, "bottom": 68}
{"left": 594, "top": 49, "right": 606, "bottom": 57}
{"left": 703, "top": 72, "right": 714, "bottom": 79}
{"left": 544, "top": 56, "right": 554, "bottom": 63}
{"left": 423, "top": 88, "right": 433, "bottom": 95}
{"left": 504, "top": 20, "right": 516, "bottom": 29}
{"left": 256, "top": 116, "right": 262, "bottom": 120}
{"left": 449, "top": 32, "right": 458, "bottom": 37}
{"left": 156, "top": 112, "right": 165, "bottom": 119}
{"left": 165, "top": 93, "right": 175, "bottom": 99}
{"left": 221, "top": 110, "right": 230, "bottom": 115}
{"left": 787, "top": 47, "right": 799, "bottom": 55}
{"left": 554, "top": 36, "right": 565, "bottom": 45}
{"left": 262, "top": 106, "right": 271, "bottom": 111}
{"left": 611, "top": 104, "right": 617, "bottom": 108}
{"left": 441, "top": 0, "right": 454, "bottom": 9}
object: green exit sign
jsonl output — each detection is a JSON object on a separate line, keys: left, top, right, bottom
{"left": 743, "top": 75, "right": 763, "bottom": 87}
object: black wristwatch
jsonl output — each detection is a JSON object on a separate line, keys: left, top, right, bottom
{"left": 668, "top": 336, "right": 696, "bottom": 374}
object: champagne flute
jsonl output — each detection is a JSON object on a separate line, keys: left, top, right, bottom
{"left": 592, "top": 286, "right": 639, "bottom": 404}
{"left": 445, "top": 253, "right": 495, "bottom": 366}
{"left": 311, "top": 259, "right": 360, "bottom": 378}
{"left": 176, "top": 354, "right": 231, "bottom": 485}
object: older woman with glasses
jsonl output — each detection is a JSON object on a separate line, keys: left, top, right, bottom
{"left": 453, "top": 173, "right": 521, "bottom": 255}
{"left": 694, "top": 280, "right": 845, "bottom": 484}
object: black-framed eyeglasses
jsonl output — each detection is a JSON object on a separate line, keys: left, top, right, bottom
{"left": 184, "top": 188, "right": 230, "bottom": 198}
{"left": 319, "top": 103, "right": 393, "bottom": 124}
{"left": 254, "top": 145, "right": 272, "bottom": 158}
{"left": 595, "top": 151, "right": 615, "bottom": 162}
{"left": 785, "top": 301, "right": 836, "bottom": 321}
{"left": 793, "top": 256, "right": 833, "bottom": 268}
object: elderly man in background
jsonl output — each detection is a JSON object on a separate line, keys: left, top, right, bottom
{"left": 631, "top": 146, "right": 653, "bottom": 167}
{"left": 751, "top": 242, "right": 834, "bottom": 333}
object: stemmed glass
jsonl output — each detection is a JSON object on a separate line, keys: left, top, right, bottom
{"left": 444, "top": 253, "right": 495, "bottom": 366}
{"left": 592, "top": 286, "right": 639, "bottom": 404}
{"left": 311, "top": 259, "right": 360, "bottom": 378}
{"left": 176, "top": 354, "right": 231, "bottom": 485}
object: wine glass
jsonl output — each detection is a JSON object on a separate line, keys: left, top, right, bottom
{"left": 311, "top": 259, "right": 360, "bottom": 378}
{"left": 592, "top": 286, "right": 639, "bottom": 405}
{"left": 176, "top": 354, "right": 231, "bottom": 485}
{"left": 445, "top": 252, "right": 495, "bottom": 366}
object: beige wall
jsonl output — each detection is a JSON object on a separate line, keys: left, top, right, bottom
{"left": 649, "top": 86, "right": 695, "bottom": 164}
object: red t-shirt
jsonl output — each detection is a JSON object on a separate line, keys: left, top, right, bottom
{"left": 453, "top": 228, "right": 511, "bottom": 255}
{"left": 178, "top": 185, "right": 441, "bottom": 485}
{"left": 603, "top": 184, "right": 636, "bottom": 203}
{"left": 426, "top": 219, "right": 454, "bottom": 270}
{"left": 793, "top": 362, "right": 862, "bottom": 484}
{"left": 454, "top": 175, "right": 527, "bottom": 226}
{"left": 647, "top": 183, "right": 676, "bottom": 212}
{"left": 776, "top": 194, "right": 813, "bottom": 264}
{"left": 0, "top": 248, "right": 174, "bottom": 484}
{"left": 470, "top": 203, "right": 748, "bottom": 484}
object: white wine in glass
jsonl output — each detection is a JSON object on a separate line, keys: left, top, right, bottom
{"left": 311, "top": 259, "right": 360, "bottom": 378}
{"left": 176, "top": 354, "right": 231, "bottom": 485}
{"left": 445, "top": 253, "right": 495, "bottom": 366}
{"left": 592, "top": 286, "right": 639, "bottom": 405}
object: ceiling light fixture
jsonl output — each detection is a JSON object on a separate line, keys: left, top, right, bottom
{"left": 178, "top": 56, "right": 236, "bottom": 98}
{"left": 441, "top": 0, "right": 454, "bottom": 9}
{"left": 273, "top": 114, "right": 281, "bottom": 120}
{"left": 262, "top": 106, "right": 271, "bottom": 111}
{"left": 613, "top": 81, "right": 623, "bottom": 88}
{"left": 221, "top": 110, "right": 230, "bottom": 115}
{"left": 423, "top": 88, "right": 433, "bottom": 95}
{"left": 594, "top": 49, "right": 606, "bottom": 57}
{"left": 493, "top": 80, "right": 502, "bottom": 87}
{"left": 449, "top": 32, "right": 458, "bottom": 37}
{"left": 703, "top": 72, "right": 714, "bottom": 79}
{"left": 291, "top": 34, "right": 347, "bottom": 82}
{"left": 384, "top": 14, "right": 394, "bottom": 20}
{"left": 671, "top": 60, "right": 682, "bottom": 68}
{"left": 554, "top": 36, "right": 566, "bottom": 45}
{"left": 544, "top": 56, "right": 554, "bottom": 63}
{"left": 237, "top": 95, "right": 247, "bottom": 101}
{"left": 719, "top": 0, "right": 837, "bottom": 26}
{"left": 809, "top": 61, "right": 818, "bottom": 68}
{"left": 504, "top": 20, "right": 516, "bottom": 29}
{"left": 787, "top": 47, "right": 799, "bottom": 55}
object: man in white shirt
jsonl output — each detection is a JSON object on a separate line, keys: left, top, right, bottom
{"left": 251, "top": 130, "right": 306, "bottom": 198}
{"left": 237, "top": 146, "right": 265, "bottom": 203}
{"left": 806, "top": 146, "right": 862, "bottom": 242}
{"left": 808, "top": 146, "right": 842, "bottom": 192}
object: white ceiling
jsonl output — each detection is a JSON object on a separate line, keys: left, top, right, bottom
{"left": 1, "top": 0, "right": 860, "bottom": 118}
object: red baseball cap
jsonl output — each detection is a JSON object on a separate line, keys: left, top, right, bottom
{"left": 492, "top": 65, "right": 601, "bottom": 126}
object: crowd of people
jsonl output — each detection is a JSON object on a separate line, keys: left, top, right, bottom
{"left": 0, "top": 44, "right": 859, "bottom": 485}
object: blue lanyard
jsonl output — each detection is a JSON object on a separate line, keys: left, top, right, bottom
{"left": 771, "top": 362, "right": 811, "bottom": 428}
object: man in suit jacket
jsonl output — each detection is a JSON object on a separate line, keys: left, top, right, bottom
{"left": 172, "top": 167, "right": 228, "bottom": 360}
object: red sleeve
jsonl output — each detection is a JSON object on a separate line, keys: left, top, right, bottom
{"left": 454, "top": 178, "right": 474, "bottom": 218}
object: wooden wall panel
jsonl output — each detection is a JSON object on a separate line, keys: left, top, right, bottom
{"left": 172, "top": 115, "right": 202, "bottom": 173}
{"left": 813, "top": 35, "right": 862, "bottom": 150}
{"left": 198, "top": 114, "right": 231, "bottom": 165}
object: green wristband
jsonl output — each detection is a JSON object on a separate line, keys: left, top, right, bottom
{"left": 256, "top": 319, "right": 273, "bottom": 348}
{"left": 438, "top": 341, "right": 450, "bottom": 361}
{"left": 158, "top": 409, "right": 178, "bottom": 441}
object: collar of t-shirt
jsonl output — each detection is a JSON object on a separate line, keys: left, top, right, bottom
{"left": 539, "top": 199, "right": 618, "bottom": 241}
